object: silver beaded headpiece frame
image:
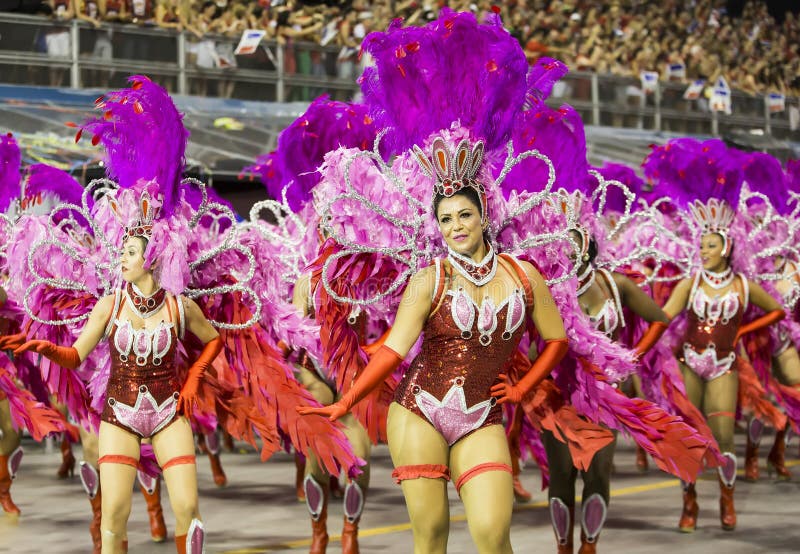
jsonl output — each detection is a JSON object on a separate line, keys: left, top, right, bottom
{"left": 23, "top": 177, "right": 261, "bottom": 330}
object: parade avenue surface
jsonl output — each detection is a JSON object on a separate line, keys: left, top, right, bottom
{"left": 1, "top": 432, "right": 799, "bottom": 553}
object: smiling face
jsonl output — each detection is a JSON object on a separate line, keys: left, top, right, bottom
{"left": 435, "top": 192, "right": 485, "bottom": 259}
{"left": 120, "top": 236, "right": 149, "bottom": 284}
{"left": 699, "top": 232, "right": 728, "bottom": 272}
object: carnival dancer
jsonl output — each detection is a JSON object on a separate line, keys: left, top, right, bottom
{"left": 293, "top": 13, "right": 575, "bottom": 553}
{"left": 242, "top": 96, "right": 383, "bottom": 553}
{"left": 488, "top": 60, "right": 718, "bottom": 551}
{"left": 0, "top": 134, "right": 83, "bottom": 517}
{"left": 648, "top": 138, "right": 787, "bottom": 532}
{"left": 733, "top": 154, "right": 800, "bottom": 482}
{"left": 1, "top": 77, "right": 276, "bottom": 554}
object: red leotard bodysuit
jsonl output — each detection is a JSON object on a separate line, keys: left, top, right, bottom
{"left": 680, "top": 272, "right": 747, "bottom": 381}
{"left": 394, "top": 256, "right": 529, "bottom": 446}
{"left": 101, "top": 287, "right": 185, "bottom": 437}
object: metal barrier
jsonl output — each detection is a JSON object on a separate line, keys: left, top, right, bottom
{"left": 0, "top": 12, "right": 797, "bottom": 139}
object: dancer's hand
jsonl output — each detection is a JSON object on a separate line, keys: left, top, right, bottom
{"left": 296, "top": 402, "right": 348, "bottom": 422}
{"left": 0, "top": 332, "right": 26, "bottom": 352}
{"left": 177, "top": 374, "right": 202, "bottom": 419}
{"left": 14, "top": 340, "right": 81, "bottom": 369}
{"left": 490, "top": 373, "right": 524, "bottom": 404}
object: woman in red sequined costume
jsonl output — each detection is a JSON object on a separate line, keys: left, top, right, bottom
{"left": 542, "top": 228, "right": 670, "bottom": 554}
{"left": 291, "top": 272, "right": 373, "bottom": 554}
{"left": 663, "top": 221, "right": 784, "bottom": 533}
{"left": 8, "top": 221, "right": 221, "bottom": 554}
{"left": 301, "top": 138, "right": 569, "bottom": 554}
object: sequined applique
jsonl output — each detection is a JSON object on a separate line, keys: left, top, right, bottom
{"left": 588, "top": 299, "right": 619, "bottom": 338}
{"left": 691, "top": 287, "right": 739, "bottom": 325}
{"left": 114, "top": 319, "right": 174, "bottom": 366}
{"left": 449, "top": 288, "right": 525, "bottom": 346}
{"left": 414, "top": 376, "right": 496, "bottom": 445}
{"left": 108, "top": 385, "right": 179, "bottom": 437}
{"left": 682, "top": 343, "right": 735, "bottom": 380}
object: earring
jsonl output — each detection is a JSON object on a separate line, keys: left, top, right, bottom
{"left": 582, "top": 254, "right": 589, "bottom": 261}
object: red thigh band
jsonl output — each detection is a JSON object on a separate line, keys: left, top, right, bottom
{"left": 391, "top": 464, "right": 450, "bottom": 484}
{"left": 455, "top": 462, "right": 512, "bottom": 494}
{"left": 707, "top": 411, "right": 736, "bottom": 419}
{"left": 98, "top": 454, "right": 138, "bottom": 469}
{"left": 163, "top": 455, "right": 196, "bottom": 470}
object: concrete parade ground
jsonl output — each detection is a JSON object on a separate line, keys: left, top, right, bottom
{"left": 1, "top": 431, "right": 799, "bottom": 553}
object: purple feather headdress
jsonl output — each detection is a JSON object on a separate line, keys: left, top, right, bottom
{"left": 500, "top": 104, "right": 589, "bottom": 198}
{"left": 788, "top": 159, "right": 800, "bottom": 190}
{"left": 643, "top": 138, "right": 745, "bottom": 209}
{"left": 23, "top": 164, "right": 84, "bottom": 208}
{"left": 79, "top": 75, "right": 188, "bottom": 217}
{"left": 643, "top": 138, "right": 746, "bottom": 253}
{"left": 524, "top": 57, "right": 570, "bottom": 108}
{"left": 741, "top": 152, "right": 789, "bottom": 214}
{"left": 0, "top": 133, "right": 21, "bottom": 213}
{"left": 360, "top": 9, "right": 528, "bottom": 155}
{"left": 245, "top": 97, "right": 376, "bottom": 212}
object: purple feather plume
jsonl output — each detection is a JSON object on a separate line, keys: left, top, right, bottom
{"left": 248, "top": 97, "right": 376, "bottom": 212}
{"left": 643, "top": 138, "right": 745, "bottom": 209}
{"left": 0, "top": 133, "right": 21, "bottom": 213}
{"left": 23, "top": 164, "right": 84, "bottom": 207}
{"left": 360, "top": 9, "right": 528, "bottom": 155}
{"left": 80, "top": 76, "right": 188, "bottom": 216}
{"left": 739, "top": 152, "right": 789, "bottom": 214}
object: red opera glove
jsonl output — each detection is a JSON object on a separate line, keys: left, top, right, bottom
{"left": 361, "top": 327, "right": 392, "bottom": 357}
{"left": 0, "top": 332, "right": 27, "bottom": 352}
{"left": 490, "top": 338, "right": 569, "bottom": 404}
{"left": 735, "top": 309, "right": 785, "bottom": 345}
{"left": 633, "top": 320, "right": 669, "bottom": 360}
{"left": 14, "top": 340, "right": 81, "bottom": 369}
{"left": 177, "top": 336, "right": 223, "bottom": 418}
{"left": 297, "top": 344, "right": 403, "bottom": 421}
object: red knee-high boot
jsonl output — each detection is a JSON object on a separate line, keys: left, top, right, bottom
{"left": 79, "top": 462, "right": 102, "bottom": 554}
{"left": 767, "top": 426, "right": 792, "bottom": 480}
{"left": 203, "top": 432, "right": 227, "bottom": 487}
{"left": 341, "top": 481, "right": 365, "bottom": 554}
{"left": 304, "top": 475, "right": 329, "bottom": 554}
{"left": 57, "top": 434, "right": 75, "bottom": 479}
{"left": 744, "top": 418, "right": 763, "bottom": 482}
{"left": 0, "top": 447, "right": 22, "bottom": 515}
{"left": 174, "top": 518, "right": 204, "bottom": 554}
{"left": 578, "top": 494, "right": 607, "bottom": 554}
{"left": 295, "top": 453, "right": 307, "bottom": 502}
{"left": 549, "top": 497, "right": 574, "bottom": 554}
{"left": 678, "top": 481, "right": 698, "bottom": 533}
{"left": 138, "top": 470, "right": 167, "bottom": 542}
{"left": 719, "top": 453, "right": 737, "bottom": 531}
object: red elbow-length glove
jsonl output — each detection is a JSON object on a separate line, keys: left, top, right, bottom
{"left": 734, "top": 309, "right": 785, "bottom": 345}
{"left": 177, "top": 336, "right": 223, "bottom": 418}
{"left": 490, "top": 337, "right": 569, "bottom": 404}
{"left": 297, "top": 344, "right": 404, "bottom": 421}
{"left": 633, "top": 320, "right": 670, "bottom": 360}
{"left": 13, "top": 340, "right": 81, "bottom": 369}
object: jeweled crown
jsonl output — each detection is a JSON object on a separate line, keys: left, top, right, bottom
{"left": 688, "top": 198, "right": 734, "bottom": 236}
{"left": 413, "top": 137, "right": 487, "bottom": 220}
{"left": 123, "top": 190, "right": 159, "bottom": 241}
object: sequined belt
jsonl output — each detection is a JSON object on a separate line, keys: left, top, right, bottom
{"left": 413, "top": 377, "right": 496, "bottom": 445}
{"left": 682, "top": 343, "right": 735, "bottom": 381}
{"left": 108, "top": 385, "right": 179, "bottom": 438}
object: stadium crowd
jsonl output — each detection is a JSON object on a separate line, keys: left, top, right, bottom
{"left": 2, "top": 0, "right": 799, "bottom": 97}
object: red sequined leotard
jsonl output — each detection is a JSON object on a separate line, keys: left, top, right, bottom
{"left": 394, "top": 256, "right": 529, "bottom": 445}
{"left": 101, "top": 288, "right": 185, "bottom": 437}
{"left": 680, "top": 272, "right": 747, "bottom": 381}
